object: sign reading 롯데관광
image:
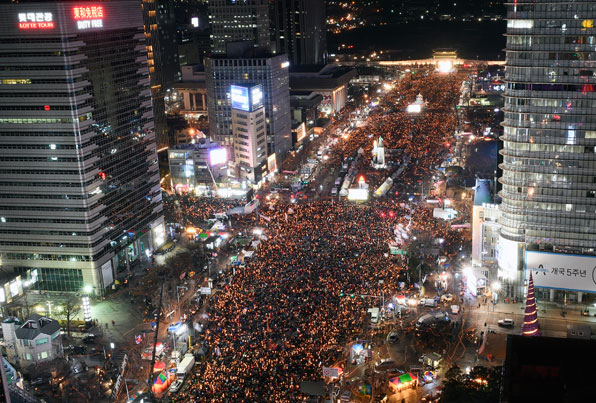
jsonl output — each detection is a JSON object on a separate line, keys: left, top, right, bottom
{"left": 525, "top": 251, "right": 596, "bottom": 293}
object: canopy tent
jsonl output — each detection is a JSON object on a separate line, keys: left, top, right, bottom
{"left": 389, "top": 372, "right": 418, "bottom": 391}
{"left": 151, "top": 371, "right": 173, "bottom": 397}
{"left": 153, "top": 361, "right": 166, "bottom": 372}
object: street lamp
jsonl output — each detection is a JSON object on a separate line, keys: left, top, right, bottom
{"left": 82, "top": 295, "right": 92, "bottom": 323}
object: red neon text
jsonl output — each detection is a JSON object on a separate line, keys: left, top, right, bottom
{"left": 18, "top": 22, "right": 55, "bottom": 30}
{"left": 73, "top": 6, "right": 104, "bottom": 20}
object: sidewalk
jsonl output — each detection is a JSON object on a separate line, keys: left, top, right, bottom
{"left": 489, "top": 300, "right": 596, "bottom": 324}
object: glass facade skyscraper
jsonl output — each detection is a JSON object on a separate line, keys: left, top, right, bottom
{"left": 499, "top": 1, "right": 596, "bottom": 299}
{"left": 0, "top": 1, "right": 165, "bottom": 294}
{"left": 208, "top": 0, "right": 271, "bottom": 54}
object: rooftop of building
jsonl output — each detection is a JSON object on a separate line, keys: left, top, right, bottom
{"left": 14, "top": 314, "right": 59, "bottom": 341}
{"left": 473, "top": 178, "right": 492, "bottom": 206}
{"left": 289, "top": 64, "right": 356, "bottom": 79}
{"left": 170, "top": 138, "right": 220, "bottom": 151}
{"left": 290, "top": 91, "right": 323, "bottom": 107}
{"left": 2, "top": 317, "right": 21, "bottom": 325}
{"left": 289, "top": 64, "right": 357, "bottom": 90}
{"left": 208, "top": 42, "right": 284, "bottom": 60}
{"left": 503, "top": 335, "right": 596, "bottom": 403}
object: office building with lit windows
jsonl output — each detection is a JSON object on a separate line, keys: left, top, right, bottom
{"left": 271, "top": 0, "right": 327, "bottom": 65}
{"left": 208, "top": 0, "right": 326, "bottom": 65}
{"left": 0, "top": 1, "right": 165, "bottom": 295}
{"left": 208, "top": 0, "right": 271, "bottom": 54}
{"left": 498, "top": 1, "right": 596, "bottom": 302}
{"left": 142, "top": 0, "right": 180, "bottom": 150}
{"left": 205, "top": 43, "right": 292, "bottom": 166}
{"left": 231, "top": 84, "right": 268, "bottom": 183}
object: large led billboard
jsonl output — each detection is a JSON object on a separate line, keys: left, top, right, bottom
{"left": 231, "top": 85, "right": 249, "bottom": 112}
{"left": 347, "top": 188, "right": 369, "bottom": 201}
{"left": 209, "top": 148, "right": 228, "bottom": 166}
{"left": 251, "top": 85, "right": 263, "bottom": 109}
{"left": 525, "top": 251, "right": 596, "bottom": 293}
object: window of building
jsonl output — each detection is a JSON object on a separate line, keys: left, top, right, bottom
{"left": 41, "top": 351, "right": 48, "bottom": 359}
{"left": 36, "top": 337, "right": 49, "bottom": 346}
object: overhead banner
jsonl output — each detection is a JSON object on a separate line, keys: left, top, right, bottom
{"left": 525, "top": 251, "right": 596, "bottom": 293}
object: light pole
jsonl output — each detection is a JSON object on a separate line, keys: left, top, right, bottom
{"left": 82, "top": 287, "right": 92, "bottom": 324}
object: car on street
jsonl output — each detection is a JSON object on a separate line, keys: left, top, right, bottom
{"left": 441, "top": 293, "right": 454, "bottom": 302}
{"left": 498, "top": 318, "right": 514, "bottom": 328}
{"left": 67, "top": 345, "right": 87, "bottom": 355}
{"left": 169, "top": 379, "right": 184, "bottom": 394}
{"left": 340, "top": 390, "right": 352, "bottom": 402}
{"left": 374, "top": 358, "right": 396, "bottom": 373}
{"left": 31, "top": 377, "right": 50, "bottom": 386}
{"left": 82, "top": 335, "right": 97, "bottom": 344}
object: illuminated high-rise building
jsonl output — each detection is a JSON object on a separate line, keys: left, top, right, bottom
{"left": 271, "top": 0, "right": 327, "bottom": 65}
{"left": 0, "top": 1, "right": 165, "bottom": 295}
{"left": 231, "top": 84, "right": 269, "bottom": 184}
{"left": 142, "top": 0, "right": 180, "bottom": 150}
{"left": 208, "top": 0, "right": 326, "bottom": 65}
{"left": 207, "top": 0, "right": 271, "bottom": 54}
{"left": 498, "top": 1, "right": 596, "bottom": 302}
{"left": 205, "top": 43, "right": 291, "bottom": 167}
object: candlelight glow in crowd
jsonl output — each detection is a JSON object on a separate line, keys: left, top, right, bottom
{"left": 172, "top": 71, "right": 466, "bottom": 402}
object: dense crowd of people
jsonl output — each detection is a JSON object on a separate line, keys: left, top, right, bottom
{"left": 169, "top": 70, "right": 467, "bottom": 402}
{"left": 332, "top": 70, "right": 463, "bottom": 189}
{"left": 163, "top": 195, "right": 244, "bottom": 226}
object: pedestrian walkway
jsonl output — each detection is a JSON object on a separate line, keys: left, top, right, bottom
{"left": 490, "top": 300, "right": 596, "bottom": 324}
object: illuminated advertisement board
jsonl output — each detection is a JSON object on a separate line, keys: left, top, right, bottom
{"left": 347, "top": 188, "right": 369, "bottom": 201}
{"left": 406, "top": 104, "right": 421, "bottom": 113}
{"left": 73, "top": 5, "right": 105, "bottom": 30}
{"left": 251, "top": 85, "right": 263, "bottom": 109}
{"left": 231, "top": 85, "right": 249, "bottom": 112}
{"left": 497, "top": 236, "right": 521, "bottom": 280}
{"left": 525, "top": 251, "right": 596, "bottom": 293}
{"left": 209, "top": 148, "right": 228, "bottom": 166}
{"left": 18, "top": 12, "right": 54, "bottom": 29}
{"left": 267, "top": 153, "right": 277, "bottom": 173}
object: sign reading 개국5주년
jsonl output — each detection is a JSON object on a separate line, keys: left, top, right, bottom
{"left": 525, "top": 251, "right": 596, "bottom": 293}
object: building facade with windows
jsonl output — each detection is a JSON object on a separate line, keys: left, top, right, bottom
{"left": 270, "top": 0, "right": 327, "bottom": 65}
{"left": 499, "top": 0, "right": 596, "bottom": 301}
{"left": 0, "top": 1, "right": 165, "bottom": 295}
{"left": 142, "top": 0, "right": 180, "bottom": 150}
{"left": 208, "top": 0, "right": 271, "bottom": 54}
{"left": 231, "top": 84, "right": 268, "bottom": 183}
{"left": 4, "top": 314, "right": 62, "bottom": 368}
{"left": 205, "top": 44, "right": 292, "bottom": 166}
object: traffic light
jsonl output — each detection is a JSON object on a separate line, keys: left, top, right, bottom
{"left": 340, "top": 291, "right": 344, "bottom": 297}
{"left": 350, "top": 294, "right": 355, "bottom": 298}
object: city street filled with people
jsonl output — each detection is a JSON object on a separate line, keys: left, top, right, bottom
{"left": 170, "top": 70, "right": 471, "bottom": 402}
